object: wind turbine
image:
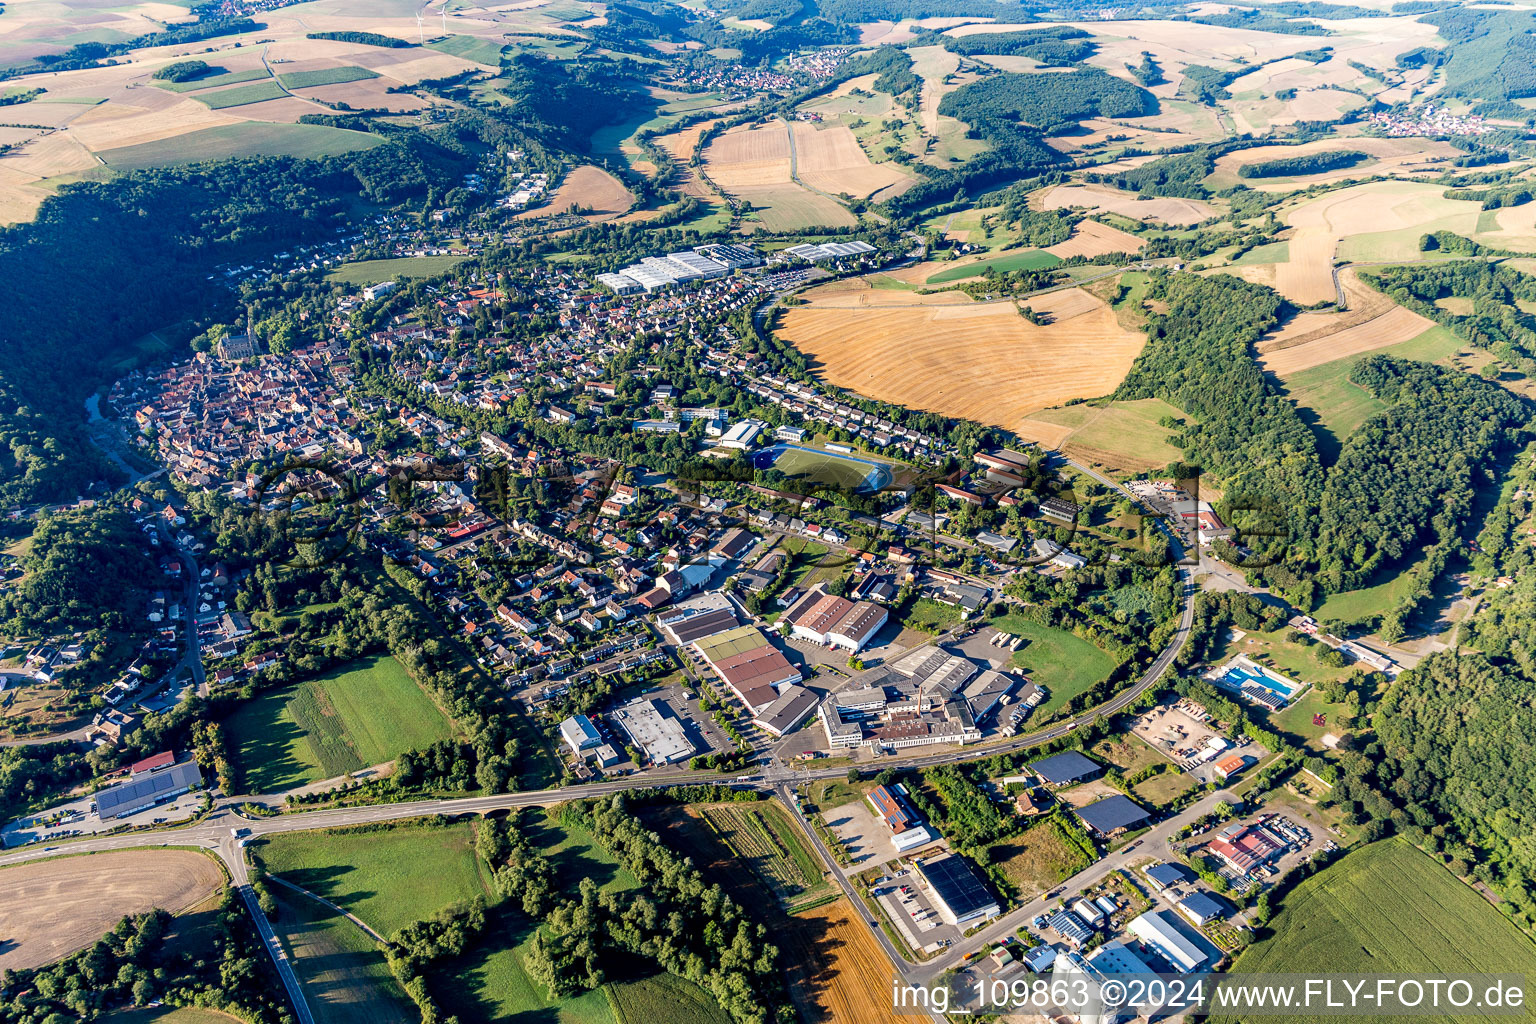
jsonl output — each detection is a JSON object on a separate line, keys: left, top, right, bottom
{"left": 441, "top": 7, "right": 448, "bottom": 33}
{"left": 415, "top": 10, "right": 425, "bottom": 43}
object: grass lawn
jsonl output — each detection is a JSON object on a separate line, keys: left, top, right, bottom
{"left": 269, "top": 889, "right": 415, "bottom": 1024}
{"left": 195, "top": 80, "right": 287, "bottom": 109}
{"left": 609, "top": 971, "right": 734, "bottom": 1024}
{"left": 1313, "top": 561, "right": 1422, "bottom": 626}
{"left": 990, "top": 613, "right": 1122, "bottom": 716}
{"left": 1278, "top": 325, "right": 1463, "bottom": 462}
{"left": 1131, "top": 770, "right": 1197, "bottom": 808}
{"left": 901, "top": 597, "right": 963, "bottom": 634}
{"left": 989, "top": 819, "right": 1092, "bottom": 900}
{"left": 279, "top": 66, "right": 379, "bottom": 89}
{"left": 99, "top": 122, "right": 381, "bottom": 171}
{"left": 925, "top": 249, "right": 1062, "bottom": 284}
{"left": 1215, "top": 628, "right": 1357, "bottom": 688}
{"left": 257, "top": 820, "right": 490, "bottom": 937}
{"left": 225, "top": 654, "right": 453, "bottom": 791}
{"left": 1217, "top": 840, "right": 1536, "bottom": 1023}
{"left": 327, "top": 254, "right": 468, "bottom": 286}
{"left": 1268, "top": 687, "right": 1358, "bottom": 753}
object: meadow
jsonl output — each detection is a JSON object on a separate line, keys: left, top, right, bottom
{"left": 1218, "top": 840, "right": 1536, "bottom": 1024}
{"left": 224, "top": 654, "right": 453, "bottom": 791}
{"left": 925, "top": 249, "right": 1062, "bottom": 284}
{"left": 327, "top": 254, "right": 468, "bottom": 286}
{"left": 269, "top": 889, "right": 415, "bottom": 1024}
{"left": 1017, "top": 397, "right": 1189, "bottom": 474}
{"left": 989, "top": 819, "right": 1092, "bottom": 899}
{"left": 991, "top": 612, "right": 1122, "bottom": 716}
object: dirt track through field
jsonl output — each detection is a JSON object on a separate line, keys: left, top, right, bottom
{"left": 0, "top": 849, "right": 225, "bottom": 972}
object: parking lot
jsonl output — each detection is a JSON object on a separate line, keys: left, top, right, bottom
{"left": 2, "top": 787, "right": 204, "bottom": 848}
{"left": 874, "top": 871, "right": 963, "bottom": 953}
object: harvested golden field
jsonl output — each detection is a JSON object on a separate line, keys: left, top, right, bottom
{"left": 1269, "top": 181, "right": 1479, "bottom": 303}
{"left": 69, "top": 98, "right": 241, "bottom": 150}
{"left": 703, "top": 121, "right": 791, "bottom": 188}
{"left": 1040, "top": 183, "right": 1213, "bottom": 226}
{"left": 1207, "top": 135, "right": 1461, "bottom": 189}
{"left": 0, "top": 850, "right": 225, "bottom": 972}
{"left": 778, "top": 285, "right": 1144, "bottom": 431}
{"left": 519, "top": 164, "right": 634, "bottom": 220}
{"left": 1473, "top": 201, "right": 1536, "bottom": 252}
{"left": 1046, "top": 219, "right": 1144, "bottom": 258}
{"left": 783, "top": 898, "right": 905, "bottom": 1024}
{"left": 1259, "top": 305, "right": 1434, "bottom": 376}
{"left": 736, "top": 185, "right": 857, "bottom": 231}
{"left": 790, "top": 122, "right": 910, "bottom": 199}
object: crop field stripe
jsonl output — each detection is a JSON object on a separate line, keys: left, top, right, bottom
{"left": 278, "top": 66, "right": 380, "bottom": 90}
{"left": 195, "top": 80, "right": 289, "bottom": 109}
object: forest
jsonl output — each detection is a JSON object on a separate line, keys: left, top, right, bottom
{"left": 1236, "top": 149, "right": 1369, "bottom": 178}
{"left": 498, "top": 54, "right": 654, "bottom": 152}
{"left": 1364, "top": 260, "right": 1536, "bottom": 373}
{"left": 0, "top": 506, "right": 154, "bottom": 638}
{"left": 305, "top": 29, "right": 413, "bottom": 47}
{"left": 942, "top": 26, "right": 1097, "bottom": 64}
{"left": 938, "top": 66, "right": 1158, "bottom": 136}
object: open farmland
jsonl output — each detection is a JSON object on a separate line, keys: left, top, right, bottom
{"left": 1258, "top": 305, "right": 1434, "bottom": 376}
{"left": 778, "top": 283, "right": 1144, "bottom": 432}
{"left": 1045, "top": 219, "right": 1145, "bottom": 259}
{"left": 1268, "top": 181, "right": 1481, "bottom": 304}
{"left": 699, "top": 802, "right": 830, "bottom": 907}
{"left": 1215, "top": 840, "right": 1536, "bottom": 1024}
{"left": 0, "top": 850, "right": 224, "bottom": 972}
{"left": 1039, "top": 183, "right": 1213, "bottom": 226}
{"left": 702, "top": 120, "right": 856, "bottom": 230}
{"left": 1207, "top": 136, "right": 1462, "bottom": 190}
{"left": 98, "top": 121, "right": 381, "bottom": 170}
{"left": 195, "top": 80, "right": 289, "bottom": 109}
{"left": 790, "top": 121, "right": 911, "bottom": 200}
{"left": 518, "top": 164, "right": 634, "bottom": 221}
{"left": 225, "top": 654, "right": 453, "bottom": 792}
{"left": 277, "top": 66, "right": 379, "bottom": 89}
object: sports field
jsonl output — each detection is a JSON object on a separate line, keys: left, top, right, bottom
{"left": 991, "top": 612, "right": 1122, "bottom": 716}
{"left": 750, "top": 443, "right": 897, "bottom": 493}
{"left": 1218, "top": 840, "right": 1536, "bottom": 1023}
{"left": 778, "top": 283, "right": 1144, "bottom": 433}
{"left": 225, "top": 654, "right": 454, "bottom": 792}
{"left": 327, "top": 254, "right": 468, "bottom": 286}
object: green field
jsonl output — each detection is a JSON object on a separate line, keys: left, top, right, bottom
{"left": 427, "top": 34, "right": 507, "bottom": 66}
{"left": 756, "top": 443, "right": 896, "bottom": 493}
{"left": 609, "top": 972, "right": 734, "bottom": 1024}
{"left": 195, "top": 80, "right": 288, "bottom": 109}
{"left": 327, "top": 255, "right": 468, "bottom": 286}
{"left": 258, "top": 820, "right": 490, "bottom": 936}
{"left": 926, "top": 249, "right": 1063, "bottom": 284}
{"left": 99, "top": 122, "right": 382, "bottom": 171}
{"left": 279, "top": 66, "right": 380, "bottom": 89}
{"left": 1025, "top": 397, "right": 1191, "bottom": 471}
{"left": 991, "top": 613, "right": 1122, "bottom": 716}
{"left": 225, "top": 654, "right": 453, "bottom": 791}
{"left": 1313, "top": 560, "right": 1423, "bottom": 625}
{"left": 1269, "top": 687, "right": 1357, "bottom": 752}
{"left": 989, "top": 819, "right": 1092, "bottom": 899}
{"left": 1278, "top": 326, "right": 1463, "bottom": 462}
{"left": 699, "top": 802, "right": 828, "bottom": 906}
{"left": 269, "top": 889, "right": 415, "bottom": 1024}
{"left": 156, "top": 68, "right": 272, "bottom": 93}
{"left": 1217, "top": 840, "right": 1536, "bottom": 1024}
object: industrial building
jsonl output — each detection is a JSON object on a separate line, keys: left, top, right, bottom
{"left": 1128, "top": 910, "right": 1210, "bottom": 973}
{"left": 612, "top": 698, "right": 694, "bottom": 764}
{"left": 751, "top": 684, "right": 820, "bottom": 737}
{"left": 693, "top": 624, "right": 802, "bottom": 712}
{"left": 781, "top": 584, "right": 888, "bottom": 653}
{"left": 1144, "top": 861, "right": 1195, "bottom": 891}
{"left": 1207, "top": 822, "right": 1287, "bottom": 874}
{"left": 95, "top": 756, "right": 204, "bottom": 820}
{"left": 1178, "top": 890, "right": 1227, "bottom": 926}
{"left": 718, "top": 419, "right": 766, "bottom": 450}
{"left": 1054, "top": 943, "right": 1157, "bottom": 1024}
{"left": 867, "top": 783, "right": 935, "bottom": 852}
{"left": 819, "top": 646, "right": 1000, "bottom": 750}
{"left": 1075, "top": 794, "right": 1152, "bottom": 837}
{"left": 1048, "top": 909, "right": 1095, "bottom": 947}
{"left": 1029, "top": 750, "right": 1104, "bottom": 787}
{"left": 597, "top": 245, "right": 760, "bottom": 293}
{"left": 559, "top": 714, "right": 602, "bottom": 756}
{"left": 915, "top": 853, "right": 999, "bottom": 926}
{"left": 783, "top": 240, "right": 876, "bottom": 261}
